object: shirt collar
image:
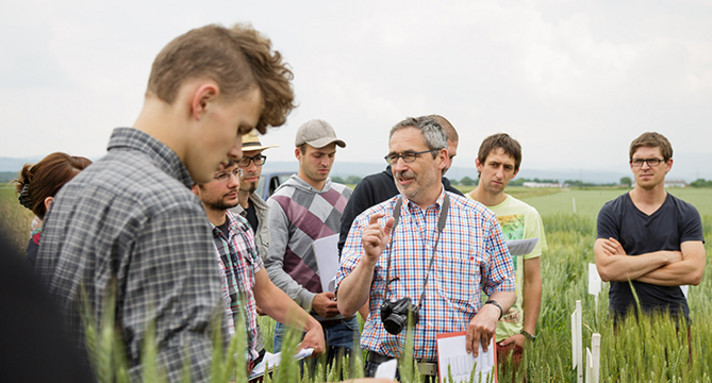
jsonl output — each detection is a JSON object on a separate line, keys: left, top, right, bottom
{"left": 107, "top": 127, "right": 194, "bottom": 188}
{"left": 211, "top": 212, "right": 239, "bottom": 237}
{"left": 401, "top": 185, "right": 446, "bottom": 213}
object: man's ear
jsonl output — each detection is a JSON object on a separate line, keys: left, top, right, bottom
{"left": 475, "top": 158, "right": 484, "bottom": 173}
{"left": 294, "top": 147, "right": 302, "bottom": 160}
{"left": 437, "top": 148, "right": 448, "bottom": 171}
{"left": 190, "top": 82, "right": 220, "bottom": 121}
{"left": 665, "top": 158, "right": 673, "bottom": 173}
{"left": 191, "top": 184, "right": 200, "bottom": 196}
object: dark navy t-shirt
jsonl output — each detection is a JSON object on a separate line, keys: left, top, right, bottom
{"left": 597, "top": 192, "right": 704, "bottom": 321}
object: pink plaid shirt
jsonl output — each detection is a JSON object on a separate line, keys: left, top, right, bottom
{"left": 336, "top": 189, "right": 514, "bottom": 361}
{"left": 212, "top": 212, "right": 263, "bottom": 362}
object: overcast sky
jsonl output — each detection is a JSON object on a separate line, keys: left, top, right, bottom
{"left": 2, "top": 0, "right": 711, "bottom": 180}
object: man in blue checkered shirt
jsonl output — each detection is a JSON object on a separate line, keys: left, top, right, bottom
{"left": 34, "top": 24, "right": 295, "bottom": 382}
{"left": 336, "top": 116, "right": 516, "bottom": 379}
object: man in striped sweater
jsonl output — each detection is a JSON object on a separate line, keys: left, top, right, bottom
{"left": 265, "top": 119, "right": 357, "bottom": 364}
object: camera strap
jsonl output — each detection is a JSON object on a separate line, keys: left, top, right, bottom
{"left": 384, "top": 192, "right": 450, "bottom": 309}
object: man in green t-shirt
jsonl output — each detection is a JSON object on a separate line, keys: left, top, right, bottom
{"left": 467, "top": 133, "right": 547, "bottom": 369}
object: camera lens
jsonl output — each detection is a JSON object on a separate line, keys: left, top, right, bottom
{"left": 383, "top": 314, "right": 406, "bottom": 335}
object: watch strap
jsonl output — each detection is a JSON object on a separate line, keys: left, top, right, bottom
{"left": 484, "top": 300, "right": 503, "bottom": 320}
{"left": 520, "top": 330, "right": 536, "bottom": 342}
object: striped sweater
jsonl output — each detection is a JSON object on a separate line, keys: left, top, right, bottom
{"left": 265, "top": 174, "right": 351, "bottom": 317}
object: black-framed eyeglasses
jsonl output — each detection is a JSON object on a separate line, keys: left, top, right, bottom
{"left": 631, "top": 158, "right": 665, "bottom": 168}
{"left": 214, "top": 168, "right": 244, "bottom": 182}
{"left": 384, "top": 149, "right": 439, "bottom": 164}
{"left": 238, "top": 155, "right": 267, "bottom": 168}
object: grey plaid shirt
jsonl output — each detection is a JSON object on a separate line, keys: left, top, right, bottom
{"left": 36, "top": 127, "right": 228, "bottom": 382}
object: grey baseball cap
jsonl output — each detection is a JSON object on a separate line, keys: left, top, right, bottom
{"left": 294, "top": 119, "right": 346, "bottom": 148}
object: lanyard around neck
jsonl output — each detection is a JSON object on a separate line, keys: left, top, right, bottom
{"left": 384, "top": 193, "right": 450, "bottom": 309}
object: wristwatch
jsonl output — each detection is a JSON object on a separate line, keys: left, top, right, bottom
{"left": 484, "top": 300, "right": 503, "bottom": 320}
{"left": 520, "top": 330, "right": 536, "bottom": 342}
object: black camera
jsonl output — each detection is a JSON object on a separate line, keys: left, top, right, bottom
{"left": 380, "top": 297, "right": 420, "bottom": 335}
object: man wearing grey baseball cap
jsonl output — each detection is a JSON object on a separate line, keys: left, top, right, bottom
{"left": 264, "top": 119, "right": 357, "bottom": 366}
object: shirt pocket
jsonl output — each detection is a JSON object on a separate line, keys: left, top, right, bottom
{"left": 435, "top": 252, "right": 479, "bottom": 311}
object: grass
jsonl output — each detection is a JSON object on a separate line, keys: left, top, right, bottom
{"left": 0, "top": 184, "right": 34, "bottom": 253}
{"left": 3, "top": 184, "right": 712, "bottom": 382}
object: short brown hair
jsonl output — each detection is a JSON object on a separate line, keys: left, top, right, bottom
{"left": 147, "top": 23, "right": 295, "bottom": 134}
{"left": 478, "top": 133, "right": 522, "bottom": 171}
{"left": 14, "top": 153, "right": 92, "bottom": 219}
{"left": 629, "top": 132, "right": 673, "bottom": 162}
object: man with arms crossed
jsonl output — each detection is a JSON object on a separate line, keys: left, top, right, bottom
{"left": 467, "top": 133, "right": 547, "bottom": 367}
{"left": 594, "top": 132, "right": 705, "bottom": 324}
{"left": 265, "top": 119, "right": 357, "bottom": 362}
{"left": 336, "top": 116, "right": 515, "bottom": 379}
{"left": 35, "top": 24, "right": 295, "bottom": 382}
{"left": 192, "top": 162, "right": 325, "bottom": 373}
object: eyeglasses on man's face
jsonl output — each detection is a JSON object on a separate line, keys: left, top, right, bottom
{"left": 384, "top": 149, "right": 438, "bottom": 165}
{"left": 238, "top": 155, "right": 267, "bottom": 168}
{"left": 631, "top": 158, "right": 665, "bottom": 168}
{"left": 214, "top": 168, "right": 244, "bottom": 182}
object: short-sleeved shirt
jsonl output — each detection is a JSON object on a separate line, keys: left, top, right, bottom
{"left": 597, "top": 192, "right": 704, "bottom": 320}
{"left": 35, "top": 127, "right": 228, "bottom": 382}
{"left": 211, "top": 212, "right": 264, "bottom": 362}
{"left": 467, "top": 194, "right": 547, "bottom": 341}
{"left": 336, "top": 189, "right": 515, "bottom": 361}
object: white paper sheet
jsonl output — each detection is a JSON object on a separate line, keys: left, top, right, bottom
{"left": 436, "top": 332, "right": 495, "bottom": 383}
{"left": 248, "top": 348, "right": 313, "bottom": 380}
{"left": 312, "top": 234, "right": 340, "bottom": 292}
{"left": 374, "top": 358, "right": 398, "bottom": 379}
{"left": 505, "top": 238, "right": 539, "bottom": 256}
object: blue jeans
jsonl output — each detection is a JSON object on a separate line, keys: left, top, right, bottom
{"left": 273, "top": 316, "right": 360, "bottom": 364}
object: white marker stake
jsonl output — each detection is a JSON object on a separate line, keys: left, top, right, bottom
{"left": 591, "top": 333, "right": 601, "bottom": 383}
{"left": 585, "top": 348, "right": 593, "bottom": 383}
{"left": 571, "top": 300, "right": 583, "bottom": 383}
{"left": 572, "top": 197, "right": 577, "bottom": 214}
{"left": 571, "top": 310, "right": 577, "bottom": 369}
{"left": 588, "top": 263, "right": 602, "bottom": 310}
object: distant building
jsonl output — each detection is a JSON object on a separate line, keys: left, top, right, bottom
{"left": 522, "top": 182, "right": 568, "bottom": 188}
{"left": 665, "top": 179, "right": 688, "bottom": 188}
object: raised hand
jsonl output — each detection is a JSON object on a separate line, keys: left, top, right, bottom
{"left": 361, "top": 212, "right": 395, "bottom": 266}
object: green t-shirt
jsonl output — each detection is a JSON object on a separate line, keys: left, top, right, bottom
{"left": 466, "top": 194, "right": 547, "bottom": 341}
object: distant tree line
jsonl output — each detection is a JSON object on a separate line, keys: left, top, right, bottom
{"left": 690, "top": 178, "right": 712, "bottom": 187}
{"left": 0, "top": 171, "right": 18, "bottom": 184}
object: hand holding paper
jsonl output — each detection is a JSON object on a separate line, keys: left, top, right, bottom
{"left": 437, "top": 332, "right": 496, "bottom": 383}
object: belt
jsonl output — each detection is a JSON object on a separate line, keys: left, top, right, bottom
{"left": 366, "top": 351, "right": 437, "bottom": 377}
{"left": 319, "top": 315, "right": 355, "bottom": 327}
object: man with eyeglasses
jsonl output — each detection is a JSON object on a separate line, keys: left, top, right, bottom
{"left": 192, "top": 162, "right": 325, "bottom": 374}
{"left": 467, "top": 133, "right": 547, "bottom": 371}
{"left": 337, "top": 115, "right": 463, "bottom": 259}
{"left": 265, "top": 119, "right": 357, "bottom": 364}
{"left": 594, "top": 132, "right": 705, "bottom": 324}
{"left": 336, "top": 116, "right": 515, "bottom": 379}
{"left": 230, "top": 131, "right": 278, "bottom": 260}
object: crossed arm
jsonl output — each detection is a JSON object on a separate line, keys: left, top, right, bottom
{"left": 594, "top": 237, "right": 705, "bottom": 286}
